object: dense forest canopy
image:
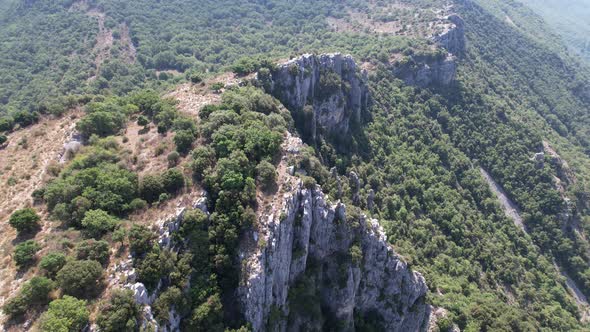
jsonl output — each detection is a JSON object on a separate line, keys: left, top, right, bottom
{"left": 1, "top": 0, "right": 590, "bottom": 331}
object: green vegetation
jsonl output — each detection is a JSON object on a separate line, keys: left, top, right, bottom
{"left": 39, "top": 296, "right": 89, "bottom": 332}
{"left": 56, "top": 260, "right": 104, "bottom": 298}
{"left": 1, "top": 0, "right": 590, "bottom": 330}
{"left": 14, "top": 240, "right": 41, "bottom": 268}
{"left": 9, "top": 207, "right": 41, "bottom": 235}
{"left": 96, "top": 290, "right": 140, "bottom": 332}
{"left": 2, "top": 276, "right": 55, "bottom": 318}
{"left": 39, "top": 252, "right": 67, "bottom": 279}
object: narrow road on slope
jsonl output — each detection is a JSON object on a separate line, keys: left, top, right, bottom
{"left": 479, "top": 167, "right": 526, "bottom": 232}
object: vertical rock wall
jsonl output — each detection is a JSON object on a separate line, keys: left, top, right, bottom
{"left": 238, "top": 183, "right": 429, "bottom": 331}
{"left": 264, "top": 53, "right": 370, "bottom": 141}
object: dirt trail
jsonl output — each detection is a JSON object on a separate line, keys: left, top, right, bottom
{"left": 554, "top": 261, "right": 590, "bottom": 322}
{"left": 87, "top": 9, "right": 113, "bottom": 76}
{"left": 479, "top": 167, "right": 526, "bottom": 232}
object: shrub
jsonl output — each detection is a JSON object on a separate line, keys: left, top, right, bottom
{"left": 188, "top": 72, "right": 203, "bottom": 83}
{"left": 167, "top": 150, "right": 180, "bottom": 167}
{"left": 0, "top": 116, "right": 14, "bottom": 131}
{"left": 199, "top": 104, "right": 219, "bottom": 120}
{"left": 137, "top": 115, "right": 149, "bottom": 126}
{"left": 136, "top": 247, "right": 173, "bottom": 291}
{"left": 140, "top": 175, "right": 164, "bottom": 203}
{"left": 301, "top": 175, "right": 317, "bottom": 190}
{"left": 162, "top": 168, "right": 184, "bottom": 193}
{"left": 186, "top": 293, "right": 224, "bottom": 331}
{"left": 2, "top": 276, "right": 55, "bottom": 318}
{"left": 76, "top": 111, "right": 126, "bottom": 139}
{"left": 9, "top": 207, "right": 41, "bottom": 235}
{"left": 255, "top": 160, "right": 277, "bottom": 190}
{"left": 128, "top": 225, "right": 155, "bottom": 256}
{"left": 152, "top": 287, "right": 183, "bottom": 324}
{"left": 13, "top": 111, "right": 39, "bottom": 127}
{"left": 39, "top": 296, "right": 89, "bottom": 332}
{"left": 57, "top": 260, "right": 104, "bottom": 298}
{"left": 75, "top": 240, "right": 110, "bottom": 265}
{"left": 0, "top": 134, "right": 6, "bottom": 145}
{"left": 129, "top": 198, "right": 148, "bottom": 211}
{"left": 81, "top": 209, "right": 119, "bottom": 238}
{"left": 96, "top": 290, "right": 139, "bottom": 332}
{"left": 173, "top": 130, "right": 195, "bottom": 154}
{"left": 14, "top": 240, "right": 41, "bottom": 267}
{"left": 39, "top": 252, "right": 67, "bottom": 278}
{"left": 210, "top": 82, "right": 224, "bottom": 92}
{"left": 191, "top": 146, "right": 216, "bottom": 180}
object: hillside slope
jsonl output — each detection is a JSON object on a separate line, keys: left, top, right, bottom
{"left": 1, "top": 0, "right": 590, "bottom": 331}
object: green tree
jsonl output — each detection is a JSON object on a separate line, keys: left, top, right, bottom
{"left": 128, "top": 224, "right": 155, "bottom": 256}
{"left": 173, "top": 130, "right": 195, "bottom": 154}
{"left": 75, "top": 240, "right": 110, "bottom": 265}
{"left": 2, "top": 276, "right": 55, "bottom": 318}
{"left": 14, "top": 240, "right": 41, "bottom": 267}
{"left": 96, "top": 290, "right": 139, "bottom": 332}
{"left": 39, "top": 296, "right": 89, "bottom": 332}
{"left": 81, "top": 209, "right": 118, "bottom": 238}
{"left": 186, "top": 294, "right": 224, "bottom": 331}
{"left": 9, "top": 207, "right": 41, "bottom": 235}
{"left": 140, "top": 174, "right": 164, "bottom": 203}
{"left": 255, "top": 160, "right": 277, "bottom": 190}
{"left": 57, "top": 260, "right": 103, "bottom": 298}
{"left": 39, "top": 252, "right": 67, "bottom": 278}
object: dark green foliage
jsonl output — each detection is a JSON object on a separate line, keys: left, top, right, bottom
{"left": 186, "top": 294, "right": 224, "bottom": 332}
{"left": 137, "top": 115, "right": 149, "bottom": 126}
{"left": 75, "top": 240, "right": 110, "bottom": 265}
{"left": 81, "top": 209, "right": 119, "bottom": 238}
{"left": 44, "top": 158, "right": 139, "bottom": 221}
{"left": 96, "top": 290, "right": 140, "bottom": 332}
{"left": 39, "top": 252, "right": 67, "bottom": 278}
{"left": 140, "top": 169, "right": 184, "bottom": 203}
{"left": 174, "top": 130, "right": 196, "bottom": 154}
{"left": 135, "top": 246, "right": 175, "bottom": 291}
{"left": 140, "top": 174, "right": 165, "bottom": 203}
{"left": 14, "top": 240, "right": 40, "bottom": 267}
{"left": 162, "top": 168, "right": 185, "bottom": 193}
{"left": 191, "top": 146, "right": 216, "bottom": 180}
{"left": 128, "top": 224, "right": 155, "bottom": 256}
{"left": 9, "top": 207, "right": 40, "bottom": 235}
{"left": 0, "top": 117, "right": 14, "bottom": 131}
{"left": 0, "top": 134, "right": 6, "bottom": 145}
{"left": 255, "top": 160, "right": 277, "bottom": 190}
{"left": 152, "top": 287, "right": 183, "bottom": 324}
{"left": 76, "top": 101, "right": 129, "bottom": 139}
{"left": 2, "top": 276, "right": 55, "bottom": 318}
{"left": 56, "top": 260, "right": 103, "bottom": 298}
{"left": 39, "top": 296, "right": 89, "bottom": 332}
{"left": 167, "top": 150, "right": 180, "bottom": 167}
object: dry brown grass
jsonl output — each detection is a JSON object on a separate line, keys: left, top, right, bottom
{"left": 0, "top": 109, "right": 81, "bottom": 323}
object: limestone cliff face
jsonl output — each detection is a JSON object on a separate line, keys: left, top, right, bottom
{"left": 263, "top": 53, "right": 370, "bottom": 141}
{"left": 432, "top": 14, "right": 466, "bottom": 56}
{"left": 238, "top": 182, "right": 429, "bottom": 331}
{"left": 392, "top": 54, "right": 458, "bottom": 88}
{"left": 392, "top": 13, "right": 465, "bottom": 88}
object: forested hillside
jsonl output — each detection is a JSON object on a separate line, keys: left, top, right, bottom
{"left": 518, "top": 0, "right": 590, "bottom": 64}
{"left": 1, "top": 0, "right": 590, "bottom": 331}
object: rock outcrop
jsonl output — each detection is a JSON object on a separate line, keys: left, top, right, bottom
{"left": 392, "top": 13, "right": 465, "bottom": 88}
{"left": 432, "top": 14, "right": 466, "bottom": 55}
{"left": 263, "top": 53, "right": 370, "bottom": 142}
{"left": 239, "top": 182, "right": 429, "bottom": 331}
{"left": 104, "top": 194, "right": 209, "bottom": 332}
{"left": 392, "top": 54, "right": 458, "bottom": 88}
